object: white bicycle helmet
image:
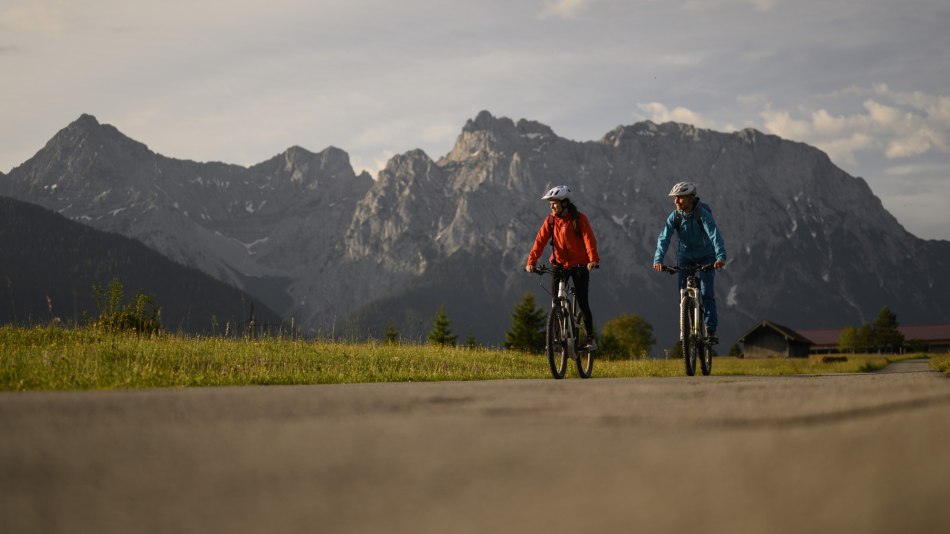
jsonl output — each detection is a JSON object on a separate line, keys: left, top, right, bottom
{"left": 668, "top": 181, "right": 698, "bottom": 197}
{"left": 541, "top": 185, "right": 571, "bottom": 201}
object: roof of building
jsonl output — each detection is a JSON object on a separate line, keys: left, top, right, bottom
{"left": 901, "top": 324, "right": 950, "bottom": 341}
{"left": 796, "top": 329, "right": 840, "bottom": 346}
{"left": 737, "top": 320, "right": 814, "bottom": 345}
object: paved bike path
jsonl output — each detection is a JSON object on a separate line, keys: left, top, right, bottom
{"left": 2, "top": 363, "right": 949, "bottom": 534}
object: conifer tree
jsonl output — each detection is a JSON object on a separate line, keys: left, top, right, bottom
{"left": 427, "top": 305, "right": 457, "bottom": 346}
{"left": 872, "top": 306, "right": 904, "bottom": 353}
{"left": 504, "top": 292, "right": 546, "bottom": 353}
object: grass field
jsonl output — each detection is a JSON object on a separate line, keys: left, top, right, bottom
{"left": 931, "top": 353, "right": 950, "bottom": 374}
{"left": 0, "top": 325, "right": 938, "bottom": 391}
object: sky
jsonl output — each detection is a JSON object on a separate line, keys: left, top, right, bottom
{"left": 2, "top": 0, "right": 948, "bottom": 240}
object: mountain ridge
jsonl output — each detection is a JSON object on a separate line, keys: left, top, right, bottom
{"left": 2, "top": 111, "right": 948, "bottom": 347}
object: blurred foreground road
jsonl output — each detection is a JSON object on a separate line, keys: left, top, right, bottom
{"left": 2, "top": 360, "right": 949, "bottom": 534}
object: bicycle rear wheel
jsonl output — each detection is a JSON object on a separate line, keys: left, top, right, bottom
{"left": 571, "top": 303, "right": 593, "bottom": 378}
{"left": 547, "top": 306, "right": 569, "bottom": 379}
{"left": 680, "top": 297, "right": 697, "bottom": 376}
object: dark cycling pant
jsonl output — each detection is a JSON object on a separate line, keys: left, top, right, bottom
{"left": 552, "top": 266, "right": 594, "bottom": 337}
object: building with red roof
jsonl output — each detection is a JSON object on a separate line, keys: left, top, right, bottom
{"left": 737, "top": 322, "right": 950, "bottom": 357}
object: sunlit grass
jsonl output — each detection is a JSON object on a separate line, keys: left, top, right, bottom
{"left": 0, "top": 325, "right": 936, "bottom": 391}
{"left": 931, "top": 353, "right": 950, "bottom": 375}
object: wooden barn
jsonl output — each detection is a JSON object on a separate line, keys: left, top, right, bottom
{"left": 737, "top": 320, "right": 813, "bottom": 358}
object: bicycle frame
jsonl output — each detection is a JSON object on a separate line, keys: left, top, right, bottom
{"left": 681, "top": 272, "right": 705, "bottom": 342}
{"left": 661, "top": 263, "right": 715, "bottom": 376}
{"left": 531, "top": 265, "right": 594, "bottom": 379}
{"left": 536, "top": 266, "right": 579, "bottom": 357}
{"left": 555, "top": 274, "right": 579, "bottom": 358}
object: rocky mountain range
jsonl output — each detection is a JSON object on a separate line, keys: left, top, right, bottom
{"left": 3, "top": 111, "right": 949, "bottom": 349}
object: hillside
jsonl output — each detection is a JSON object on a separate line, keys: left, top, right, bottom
{"left": 0, "top": 196, "right": 281, "bottom": 333}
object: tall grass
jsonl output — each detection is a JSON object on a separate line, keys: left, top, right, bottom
{"left": 931, "top": 353, "right": 950, "bottom": 375}
{"left": 0, "top": 325, "right": 934, "bottom": 391}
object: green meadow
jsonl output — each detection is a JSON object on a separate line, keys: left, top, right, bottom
{"left": 0, "top": 325, "right": 937, "bottom": 392}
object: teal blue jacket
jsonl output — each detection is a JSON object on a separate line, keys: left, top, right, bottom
{"left": 653, "top": 205, "right": 727, "bottom": 266}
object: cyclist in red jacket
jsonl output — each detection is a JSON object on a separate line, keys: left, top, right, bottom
{"left": 525, "top": 185, "right": 600, "bottom": 349}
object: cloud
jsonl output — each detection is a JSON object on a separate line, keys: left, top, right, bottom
{"left": 637, "top": 102, "right": 715, "bottom": 129}
{"left": 0, "top": 3, "right": 66, "bottom": 34}
{"left": 683, "top": 0, "right": 778, "bottom": 12}
{"left": 539, "top": 0, "right": 595, "bottom": 19}
{"left": 755, "top": 85, "right": 950, "bottom": 165}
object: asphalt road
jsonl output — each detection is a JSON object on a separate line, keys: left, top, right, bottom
{"left": 2, "top": 360, "right": 949, "bottom": 534}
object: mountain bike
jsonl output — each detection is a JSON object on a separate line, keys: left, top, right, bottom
{"left": 659, "top": 264, "right": 716, "bottom": 376}
{"left": 531, "top": 265, "right": 596, "bottom": 379}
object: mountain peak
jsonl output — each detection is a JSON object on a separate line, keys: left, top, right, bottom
{"left": 52, "top": 113, "right": 149, "bottom": 156}
{"left": 73, "top": 113, "right": 101, "bottom": 128}
{"left": 461, "top": 110, "right": 555, "bottom": 138}
{"left": 444, "top": 111, "right": 558, "bottom": 163}
{"left": 463, "top": 110, "right": 515, "bottom": 133}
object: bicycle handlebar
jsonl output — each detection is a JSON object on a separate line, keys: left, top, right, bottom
{"left": 659, "top": 263, "right": 717, "bottom": 275}
{"left": 529, "top": 264, "right": 599, "bottom": 275}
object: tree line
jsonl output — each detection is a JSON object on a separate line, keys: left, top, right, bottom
{"left": 837, "top": 306, "right": 905, "bottom": 353}
{"left": 388, "top": 292, "right": 656, "bottom": 358}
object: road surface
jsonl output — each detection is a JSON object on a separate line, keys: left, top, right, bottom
{"left": 2, "top": 359, "right": 949, "bottom": 533}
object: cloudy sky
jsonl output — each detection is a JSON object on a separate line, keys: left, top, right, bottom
{"left": 2, "top": 0, "right": 948, "bottom": 239}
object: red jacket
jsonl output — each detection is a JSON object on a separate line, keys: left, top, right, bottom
{"left": 527, "top": 211, "right": 599, "bottom": 268}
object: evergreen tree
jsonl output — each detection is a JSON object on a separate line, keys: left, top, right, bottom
{"left": 504, "top": 292, "right": 546, "bottom": 352}
{"left": 600, "top": 313, "right": 656, "bottom": 359}
{"left": 872, "top": 306, "right": 904, "bottom": 353}
{"left": 427, "top": 305, "right": 457, "bottom": 346}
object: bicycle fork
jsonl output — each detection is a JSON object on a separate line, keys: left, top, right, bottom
{"left": 679, "top": 288, "right": 703, "bottom": 341}
{"left": 557, "top": 281, "right": 577, "bottom": 360}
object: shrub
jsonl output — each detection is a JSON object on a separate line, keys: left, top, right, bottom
{"left": 92, "top": 279, "right": 161, "bottom": 335}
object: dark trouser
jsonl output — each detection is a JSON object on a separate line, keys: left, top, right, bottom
{"left": 552, "top": 266, "right": 594, "bottom": 338}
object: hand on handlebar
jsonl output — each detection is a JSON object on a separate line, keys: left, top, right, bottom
{"left": 713, "top": 260, "right": 726, "bottom": 270}
{"left": 653, "top": 263, "right": 664, "bottom": 273}
{"left": 525, "top": 264, "right": 536, "bottom": 273}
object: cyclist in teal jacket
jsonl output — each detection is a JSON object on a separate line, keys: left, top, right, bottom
{"left": 652, "top": 181, "right": 727, "bottom": 344}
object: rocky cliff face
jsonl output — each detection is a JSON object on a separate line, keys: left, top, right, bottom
{"left": 333, "top": 110, "right": 950, "bottom": 346}
{"left": 3, "top": 111, "right": 948, "bottom": 347}
{"left": 2, "top": 114, "right": 374, "bottom": 320}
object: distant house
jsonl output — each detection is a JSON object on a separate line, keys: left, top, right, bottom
{"left": 798, "top": 325, "right": 950, "bottom": 353}
{"left": 794, "top": 329, "right": 841, "bottom": 354}
{"left": 737, "top": 320, "right": 813, "bottom": 358}
{"left": 901, "top": 325, "right": 950, "bottom": 352}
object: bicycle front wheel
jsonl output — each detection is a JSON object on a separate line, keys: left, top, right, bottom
{"left": 547, "top": 307, "right": 569, "bottom": 379}
{"left": 680, "top": 297, "right": 697, "bottom": 376}
{"left": 576, "top": 347, "right": 594, "bottom": 378}
{"left": 700, "top": 342, "right": 713, "bottom": 375}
